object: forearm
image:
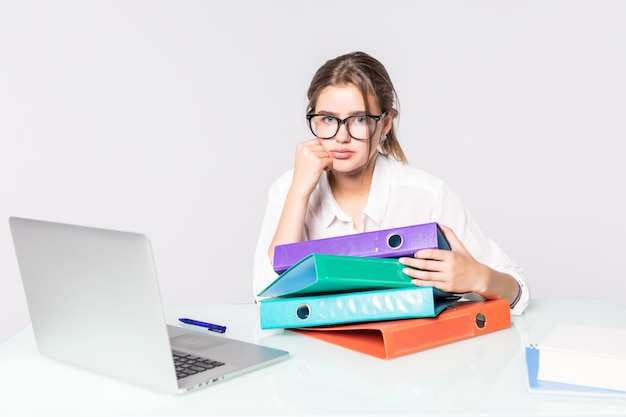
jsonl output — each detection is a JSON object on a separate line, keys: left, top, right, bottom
{"left": 476, "top": 265, "right": 522, "bottom": 307}
{"left": 268, "top": 189, "right": 310, "bottom": 263}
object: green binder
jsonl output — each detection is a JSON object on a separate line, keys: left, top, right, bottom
{"left": 258, "top": 254, "right": 432, "bottom": 298}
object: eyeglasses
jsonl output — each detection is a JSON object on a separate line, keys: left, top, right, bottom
{"left": 306, "top": 113, "right": 386, "bottom": 141}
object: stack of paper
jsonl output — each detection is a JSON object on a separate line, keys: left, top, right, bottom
{"left": 526, "top": 324, "right": 626, "bottom": 396}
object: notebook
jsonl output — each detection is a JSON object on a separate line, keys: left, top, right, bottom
{"left": 8, "top": 217, "right": 289, "bottom": 394}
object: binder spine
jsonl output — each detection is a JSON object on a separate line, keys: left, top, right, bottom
{"left": 389, "top": 313, "right": 474, "bottom": 357}
{"left": 260, "top": 288, "right": 436, "bottom": 329}
{"left": 258, "top": 255, "right": 415, "bottom": 298}
{"left": 293, "top": 299, "right": 511, "bottom": 359}
{"left": 384, "top": 299, "right": 511, "bottom": 358}
{"left": 273, "top": 222, "right": 449, "bottom": 273}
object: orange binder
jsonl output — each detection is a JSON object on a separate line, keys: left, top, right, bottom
{"left": 291, "top": 299, "right": 511, "bottom": 359}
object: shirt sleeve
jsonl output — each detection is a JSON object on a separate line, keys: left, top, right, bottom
{"left": 434, "top": 185, "right": 531, "bottom": 316}
{"left": 252, "top": 172, "right": 292, "bottom": 299}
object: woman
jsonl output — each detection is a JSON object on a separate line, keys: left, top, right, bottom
{"left": 253, "top": 51, "right": 529, "bottom": 315}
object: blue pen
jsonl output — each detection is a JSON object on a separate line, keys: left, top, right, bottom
{"left": 178, "top": 318, "right": 227, "bottom": 333}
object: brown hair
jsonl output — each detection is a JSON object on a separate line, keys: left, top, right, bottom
{"left": 306, "top": 51, "right": 407, "bottom": 163}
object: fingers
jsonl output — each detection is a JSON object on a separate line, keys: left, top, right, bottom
{"left": 399, "top": 225, "right": 479, "bottom": 294}
{"left": 401, "top": 264, "right": 449, "bottom": 291}
{"left": 399, "top": 260, "right": 457, "bottom": 293}
{"left": 399, "top": 255, "right": 445, "bottom": 273}
{"left": 296, "top": 139, "right": 332, "bottom": 170}
{"left": 399, "top": 247, "right": 452, "bottom": 288}
{"left": 412, "top": 248, "right": 448, "bottom": 261}
{"left": 291, "top": 139, "right": 332, "bottom": 195}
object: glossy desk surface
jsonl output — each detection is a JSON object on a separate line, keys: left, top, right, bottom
{"left": 1, "top": 299, "right": 625, "bottom": 416}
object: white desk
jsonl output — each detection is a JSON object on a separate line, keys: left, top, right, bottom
{"left": 1, "top": 299, "right": 625, "bottom": 416}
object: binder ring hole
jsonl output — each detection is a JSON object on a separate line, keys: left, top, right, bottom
{"left": 475, "top": 313, "right": 486, "bottom": 329}
{"left": 296, "top": 304, "right": 311, "bottom": 321}
{"left": 387, "top": 233, "right": 403, "bottom": 249}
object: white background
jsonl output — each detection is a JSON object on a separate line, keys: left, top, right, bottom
{"left": 1, "top": 1, "right": 625, "bottom": 344}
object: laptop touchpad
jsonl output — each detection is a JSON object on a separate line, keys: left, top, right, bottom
{"left": 171, "top": 334, "right": 225, "bottom": 351}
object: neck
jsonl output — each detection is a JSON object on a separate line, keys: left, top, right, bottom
{"left": 327, "top": 156, "right": 376, "bottom": 197}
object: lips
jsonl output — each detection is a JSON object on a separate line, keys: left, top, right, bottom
{"left": 330, "top": 149, "right": 354, "bottom": 159}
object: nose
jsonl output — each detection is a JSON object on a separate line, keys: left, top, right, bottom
{"left": 334, "top": 121, "right": 351, "bottom": 143}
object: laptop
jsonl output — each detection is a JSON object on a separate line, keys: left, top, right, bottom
{"left": 8, "top": 217, "right": 289, "bottom": 394}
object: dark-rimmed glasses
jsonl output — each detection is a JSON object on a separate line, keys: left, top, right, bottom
{"left": 306, "top": 113, "right": 386, "bottom": 141}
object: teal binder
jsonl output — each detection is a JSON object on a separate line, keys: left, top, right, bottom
{"left": 258, "top": 254, "right": 416, "bottom": 298}
{"left": 259, "top": 286, "right": 460, "bottom": 329}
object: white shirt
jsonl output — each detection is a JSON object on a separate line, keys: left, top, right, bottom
{"left": 253, "top": 153, "right": 530, "bottom": 315}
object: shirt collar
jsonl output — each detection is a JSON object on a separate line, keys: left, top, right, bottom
{"left": 319, "top": 153, "right": 391, "bottom": 229}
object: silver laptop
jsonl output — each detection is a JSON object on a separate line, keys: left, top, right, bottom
{"left": 9, "top": 217, "right": 288, "bottom": 394}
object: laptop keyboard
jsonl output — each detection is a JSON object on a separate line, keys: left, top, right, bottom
{"left": 172, "top": 350, "right": 225, "bottom": 380}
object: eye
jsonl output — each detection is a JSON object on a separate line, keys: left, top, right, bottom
{"left": 353, "top": 116, "right": 367, "bottom": 125}
{"left": 322, "top": 116, "right": 336, "bottom": 124}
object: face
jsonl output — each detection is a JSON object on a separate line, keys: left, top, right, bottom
{"left": 313, "top": 84, "right": 391, "bottom": 176}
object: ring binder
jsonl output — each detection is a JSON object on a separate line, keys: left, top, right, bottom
{"left": 259, "top": 254, "right": 418, "bottom": 298}
{"left": 292, "top": 299, "right": 511, "bottom": 359}
{"left": 259, "top": 287, "right": 460, "bottom": 329}
{"left": 272, "top": 222, "right": 450, "bottom": 273}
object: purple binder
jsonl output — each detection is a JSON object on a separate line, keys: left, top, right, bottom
{"left": 272, "top": 222, "right": 450, "bottom": 273}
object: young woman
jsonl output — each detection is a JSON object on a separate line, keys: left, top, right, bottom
{"left": 253, "top": 51, "right": 529, "bottom": 314}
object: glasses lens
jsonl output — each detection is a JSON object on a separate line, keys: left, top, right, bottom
{"left": 309, "top": 115, "right": 338, "bottom": 139}
{"left": 309, "top": 115, "right": 379, "bottom": 140}
{"left": 346, "top": 115, "right": 377, "bottom": 140}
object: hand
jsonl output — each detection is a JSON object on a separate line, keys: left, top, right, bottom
{"left": 398, "top": 224, "right": 488, "bottom": 294}
{"left": 290, "top": 138, "right": 333, "bottom": 198}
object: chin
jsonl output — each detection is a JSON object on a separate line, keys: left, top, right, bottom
{"left": 331, "top": 163, "right": 367, "bottom": 176}
{"left": 334, "top": 155, "right": 374, "bottom": 171}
